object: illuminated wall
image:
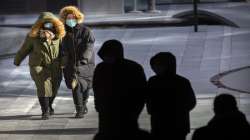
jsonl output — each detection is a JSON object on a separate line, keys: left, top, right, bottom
{"left": 0, "top": 0, "right": 77, "bottom": 14}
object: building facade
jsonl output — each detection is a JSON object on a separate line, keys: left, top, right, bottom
{"left": 0, "top": 0, "right": 243, "bottom": 15}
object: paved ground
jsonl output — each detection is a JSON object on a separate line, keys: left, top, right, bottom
{"left": 0, "top": 2, "right": 250, "bottom": 140}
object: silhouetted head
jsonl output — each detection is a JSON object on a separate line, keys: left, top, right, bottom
{"left": 150, "top": 52, "right": 176, "bottom": 75}
{"left": 213, "top": 94, "right": 238, "bottom": 115}
{"left": 98, "top": 40, "right": 124, "bottom": 63}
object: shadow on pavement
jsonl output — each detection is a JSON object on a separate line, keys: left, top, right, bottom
{"left": 0, "top": 113, "right": 74, "bottom": 120}
{"left": 0, "top": 127, "right": 98, "bottom": 135}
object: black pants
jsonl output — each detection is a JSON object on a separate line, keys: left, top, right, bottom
{"left": 38, "top": 97, "right": 49, "bottom": 113}
{"left": 72, "top": 84, "right": 89, "bottom": 107}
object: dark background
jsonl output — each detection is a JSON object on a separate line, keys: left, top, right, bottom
{"left": 0, "top": 0, "right": 77, "bottom": 14}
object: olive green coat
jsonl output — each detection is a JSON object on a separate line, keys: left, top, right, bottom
{"left": 14, "top": 12, "right": 65, "bottom": 97}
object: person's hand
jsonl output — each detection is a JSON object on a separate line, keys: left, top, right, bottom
{"left": 40, "top": 30, "right": 55, "bottom": 40}
{"left": 71, "top": 79, "right": 78, "bottom": 90}
{"left": 45, "top": 30, "right": 55, "bottom": 40}
{"left": 14, "top": 61, "right": 20, "bottom": 66}
{"left": 60, "top": 65, "right": 65, "bottom": 69}
{"left": 39, "top": 30, "right": 46, "bottom": 38}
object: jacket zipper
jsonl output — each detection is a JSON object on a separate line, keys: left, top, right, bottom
{"left": 72, "top": 28, "right": 78, "bottom": 80}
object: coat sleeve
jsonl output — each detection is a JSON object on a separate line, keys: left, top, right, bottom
{"left": 192, "top": 127, "right": 208, "bottom": 140}
{"left": 146, "top": 79, "right": 152, "bottom": 115}
{"left": 92, "top": 64, "right": 101, "bottom": 112}
{"left": 186, "top": 80, "right": 197, "bottom": 111}
{"left": 14, "top": 35, "right": 33, "bottom": 66}
{"left": 59, "top": 39, "right": 68, "bottom": 67}
{"left": 132, "top": 64, "right": 147, "bottom": 116}
{"left": 81, "top": 28, "right": 95, "bottom": 63}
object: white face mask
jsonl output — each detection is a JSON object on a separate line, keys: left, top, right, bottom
{"left": 66, "top": 19, "right": 77, "bottom": 28}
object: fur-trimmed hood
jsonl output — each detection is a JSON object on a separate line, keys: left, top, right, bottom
{"left": 29, "top": 12, "right": 65, "bottom": 39}
{"left": 59, "top": 6, "right": 84, "bottom": 24}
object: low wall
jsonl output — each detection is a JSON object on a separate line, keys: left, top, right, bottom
{"left": 79, "top": 0, "right": 124, "bottom": 15}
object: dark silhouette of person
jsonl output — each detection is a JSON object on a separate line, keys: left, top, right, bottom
{"left": 192, "top": 94, "right": 250, "bottom": 140}
{"left": 92, "top": 40, "right": 151, "bottom": 140}
{"left": 147, "top": 52, "right": 196, "bottom": 140}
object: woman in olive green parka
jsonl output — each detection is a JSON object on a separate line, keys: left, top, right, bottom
{"left": 14, "top": 12, "right": 65, "bottom": 119}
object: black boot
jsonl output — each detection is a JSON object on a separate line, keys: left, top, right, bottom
{"left": 42, "top": 97, "right": 50, "bottom": 120}
{"left": 75, "top": 105, "right": 84, "bottom": 118}
{"left": 72, "top": 85, "right": 84, "bottom": 118}
{"left": 82, "top": 89, "right": 90, "bottom": 115}
{"left": 49, "top": 96, "right": 55, "bottom": 115}
{"left": 82, "top": 101, "right": 88, "bottom": 115}
{"left": 38, "top": 97, "right": 50, "bottom": 120}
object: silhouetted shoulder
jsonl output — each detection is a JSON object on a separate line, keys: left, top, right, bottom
{"left": 122, "top": 59, "right": 145, "bottom": 74}
{"left": 192, "top": 126, "right": 209, "bottom": 140}
{"left": 148, "top": 74, "right": 190, "bottom": 84}
{"left": 148, "top": 75, "right": 159, "bottom": 83}
{"left": 95, "top": 62, "right": 105, "bottom": 69}
{"left": 124, "top": 59, "right": 143, "bottom": 68}
{"left": 176, "top": 75, "right": 190, "bottom": 82}
{"left": 93, "top": 62, "right": 109, "bottom": 79}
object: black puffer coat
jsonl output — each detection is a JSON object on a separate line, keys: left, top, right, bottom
{"left": 62, "top": 24, "right": 95, "bottom": 91}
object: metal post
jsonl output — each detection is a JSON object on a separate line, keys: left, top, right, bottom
{"left": 193, "top": 0, "right": 198, "bottom": 32}
{"left": 129, "top": 0, "right": 142, "bottom": 13}
{"left": 147, "top": 0, "right": 160, "bottom": 13}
